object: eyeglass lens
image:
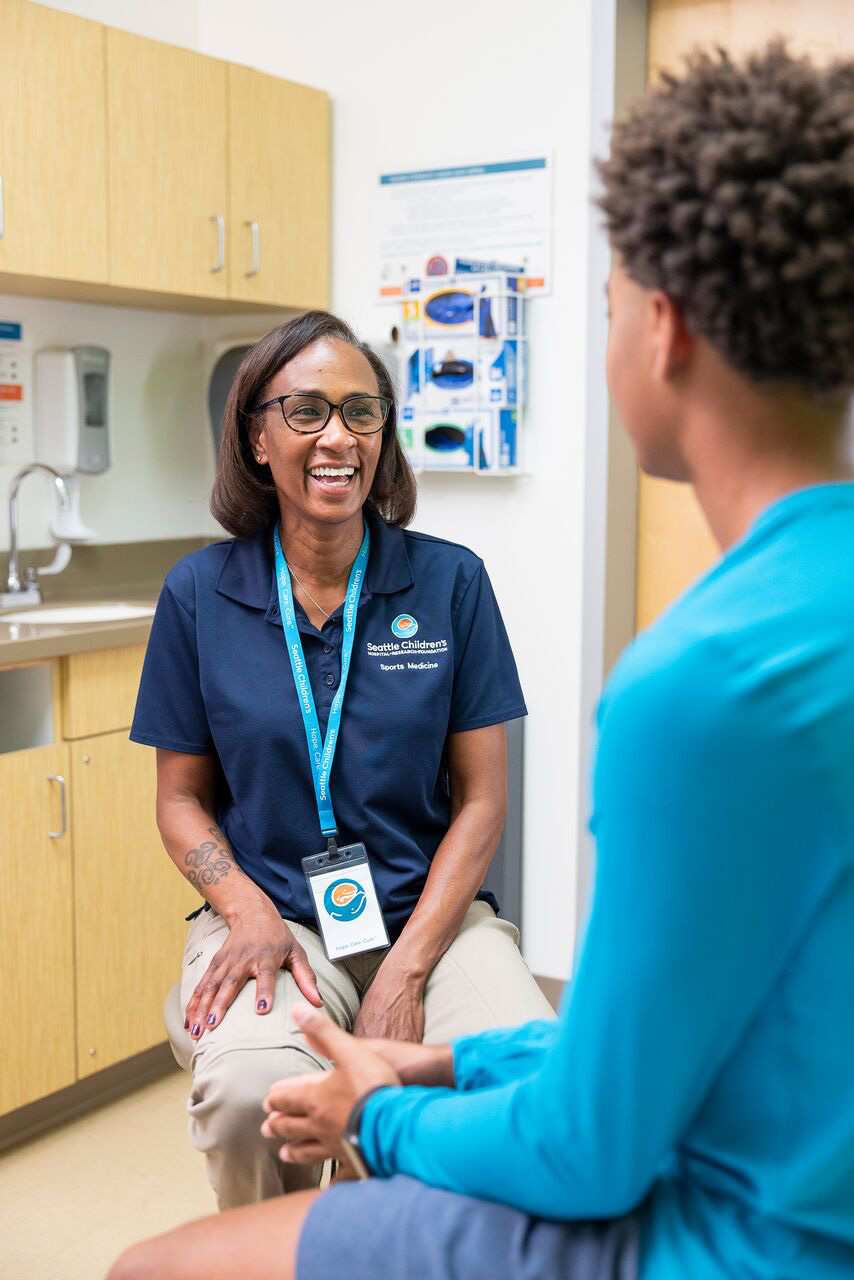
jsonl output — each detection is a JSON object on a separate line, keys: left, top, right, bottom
{"left": 280, "top": 395, "right": 387, "bottom": 434}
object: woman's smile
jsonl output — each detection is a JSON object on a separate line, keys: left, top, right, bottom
{"left": 306, "top": 463, "right": 359, "bottom": 494}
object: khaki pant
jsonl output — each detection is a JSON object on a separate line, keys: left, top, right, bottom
{"left": 165, "top": 900, "right": 554, "bottom": 1210}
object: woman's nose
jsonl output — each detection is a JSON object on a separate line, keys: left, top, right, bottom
{"left": 318, "top": 409, "right": 355, "bottom": 449}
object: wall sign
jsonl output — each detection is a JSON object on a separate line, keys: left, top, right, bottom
{"left": 378, "top": 156, "right": 553, "bottom": 299}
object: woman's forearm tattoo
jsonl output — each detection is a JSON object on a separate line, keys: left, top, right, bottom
{"left": 184, "top": 826, "right": 234, "bottom": 889}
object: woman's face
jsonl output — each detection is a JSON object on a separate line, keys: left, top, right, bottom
{"left": 250, "top": 337, "right": 385, "bottom": 529}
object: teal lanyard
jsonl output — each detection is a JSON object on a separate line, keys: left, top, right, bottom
{"left": 273, "top": 524, "right": 370, "bottom": 842}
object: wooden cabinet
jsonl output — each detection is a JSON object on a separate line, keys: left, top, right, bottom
{"left": 0, "top": 3, "right": 330, "bottom": 311}
{"left": 60, "top": 643, "right": 147, "bottom": 740}
{"left": 0, "top": 644, "right": 200, "bottom": 1115}
{"left": 228, "top": 66, "right": 331, "bottom": 309}
{"left": 106, "top": 29, "right": 229, "bottom": 300}
{"left": 0, "top": 0, "right": 109, "bottom": 284}
{"left": 71, "top": 732, "right": 198, "bottom": 1077}
{"left": 0, "top": 743, "right": 76, "bottom": 1113}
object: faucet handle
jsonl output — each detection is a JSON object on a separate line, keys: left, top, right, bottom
{"left": 23, "top": 566, "right": 43, "bottom": 602}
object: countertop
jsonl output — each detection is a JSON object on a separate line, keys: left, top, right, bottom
{"left": 0, "top": 594, "right": 156, "bottom": 664}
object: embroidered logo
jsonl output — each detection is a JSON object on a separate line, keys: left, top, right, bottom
{"left": 391, "top": 613, "right": 418, "bottom": 639}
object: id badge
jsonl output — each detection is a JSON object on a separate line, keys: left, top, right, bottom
{"left": 302, "top": 842, "right": 390, "bottom": 962}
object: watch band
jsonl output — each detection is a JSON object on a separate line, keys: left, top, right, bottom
{"left": 338, "top": 1135, "right": 371, "bottom": 1181}
{"left": 340, "top": 1084, "right": 389, "bottom": 1179}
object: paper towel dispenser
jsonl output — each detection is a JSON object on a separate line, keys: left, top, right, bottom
{"left": 207, "top": 339, "right": 261, "bottom": 456}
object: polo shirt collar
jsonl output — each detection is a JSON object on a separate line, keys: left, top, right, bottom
{"left": 214, "top": 505, "right": 413, "bottom": 615}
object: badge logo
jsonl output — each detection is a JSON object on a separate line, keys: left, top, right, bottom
{"left": 391, "top": 613, "right": 418, "bottom": 639}
{"left": 323, "top": 879, "right": 367, "bottom": 923}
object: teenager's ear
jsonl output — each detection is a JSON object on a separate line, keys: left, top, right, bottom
{"left": 649, "top": 290, "right": 694, "bottom": 382}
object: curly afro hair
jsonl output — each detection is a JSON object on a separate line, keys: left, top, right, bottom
{"left": 597, "top": 42, "right": 854, "bottom": 396}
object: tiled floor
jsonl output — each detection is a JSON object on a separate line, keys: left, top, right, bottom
{"left": 0, "top": 1068, "right": 215, "bottom": 1280}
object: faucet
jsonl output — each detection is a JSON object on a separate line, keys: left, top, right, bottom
{"left": 3, "top": 464, "right": 72, "bottom": 605}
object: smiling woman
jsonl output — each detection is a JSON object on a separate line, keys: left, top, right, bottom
{"left": 211, "top": 312, "right": 414, "bottom": 543}
{"left": 128, "top": 310, "right": 553, "bottom": 1212}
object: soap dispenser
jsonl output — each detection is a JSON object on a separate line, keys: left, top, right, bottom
{"left": 33, "top": 346, "right": 111, "bottom": 574}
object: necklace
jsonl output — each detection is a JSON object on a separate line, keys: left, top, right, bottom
{"left": 288, "top": 566, "right": 332, "bottom": 619}
{"left": 281, "top": 528, "right": 361, "bottom": 622}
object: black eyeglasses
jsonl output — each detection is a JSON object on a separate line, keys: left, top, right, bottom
{"left": 252, "top": 393, "right": 391, "bottom": 435}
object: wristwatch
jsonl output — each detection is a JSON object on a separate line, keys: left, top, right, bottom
{"left": 339, "top": 1086, "right": 388, "bottom": 1180}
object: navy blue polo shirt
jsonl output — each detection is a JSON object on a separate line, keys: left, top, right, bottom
{"left": 130, "top": 506, "right": 526, "bottom": 939}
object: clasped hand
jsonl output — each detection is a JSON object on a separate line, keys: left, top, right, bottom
{"left": 261, "top": 1004, "right": 455, "bottom": 1167}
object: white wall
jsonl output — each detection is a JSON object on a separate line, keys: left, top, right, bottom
{"left": 34, "top": 0, "right": 202, "bottom": 45}
{"left": 24, "top": 0, "right": 618, "bottom": 979}
{"left": 0, "top": 296, "right": 269, "bottom": 550}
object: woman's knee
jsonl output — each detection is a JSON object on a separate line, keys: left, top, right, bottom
{"left": 189, "top": 1044, "right": 321, "bottom": 1151}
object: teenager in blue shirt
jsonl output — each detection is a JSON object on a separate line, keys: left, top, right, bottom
{"left": 129, "top": 311, "right": 552, "bottom": 1210}
{"left": 111, "top": 44, "right": 854, "bottom": 1280}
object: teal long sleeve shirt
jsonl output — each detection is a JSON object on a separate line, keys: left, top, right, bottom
{"left": 362, "top": 486, "right": 854, "bottom": 1280}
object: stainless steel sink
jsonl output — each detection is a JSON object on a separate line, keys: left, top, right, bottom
{"left": 0, "top": 602, "right": 156, "bottom": 625}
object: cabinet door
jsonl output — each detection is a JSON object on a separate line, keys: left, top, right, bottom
{"left": 0, "top": 0, "right": 109, "bottom": 282}
{"left": 71, "top": 732, "right": 201, "bottom": 1076}
{"left": 0, "top": 744, "right": 75, "bottom": 1114}
{"left": 228, "top": 65, "right": 331, "bottom": 308}
{"left": 106, "top": 29, "right": 229, "bottom": 299}
{"left": 60, "top": 643, "right": 147, "bottom": 740}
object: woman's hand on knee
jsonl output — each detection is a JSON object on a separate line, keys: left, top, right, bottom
{"left": 185, "top": 900, "right": 322, "bottom": 1039}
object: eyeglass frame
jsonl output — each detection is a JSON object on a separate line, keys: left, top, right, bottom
{"left": 250, "top": 392, "right": 392, "bottom": 436}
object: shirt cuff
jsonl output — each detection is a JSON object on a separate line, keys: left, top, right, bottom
{"left": 359, "top": 1084, "right": 409, "bottom": 1177}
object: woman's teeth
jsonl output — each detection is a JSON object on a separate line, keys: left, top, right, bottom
{"left": 308, "top": 466, "right": 355, "bottom": 489}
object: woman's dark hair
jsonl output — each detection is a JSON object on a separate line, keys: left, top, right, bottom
{"left": 597, "top": 42, "right": 854, "bottom": 396}
{"left": 211, "top": 311, "right": 417, "bottom": 538}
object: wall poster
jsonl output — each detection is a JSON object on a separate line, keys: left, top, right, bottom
{"left": 377, "top": 156, "right": 553, "bottom": 299}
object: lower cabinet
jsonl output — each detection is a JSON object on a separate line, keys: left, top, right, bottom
{"left": 0, "top": 647, "right": 202, "bottom": 1119}
{"left": 71, "top": 732, "right": 200, "bottom": 1077}
{"left": 1, "top": 743, "right": 76, "bottom": 1113}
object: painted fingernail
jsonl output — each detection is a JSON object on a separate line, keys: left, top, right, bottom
{"left": 207, "top": 1014, "right": 216, "bottom": 1025}
{"left": 192, "top": 1023, "right": 200, "bottom": 1036}
{"left": 257, "top": 999, "right": 268, "bottom": 1011}
{"left": 184, "top": 1019, "right": 190, "bottom": 1030}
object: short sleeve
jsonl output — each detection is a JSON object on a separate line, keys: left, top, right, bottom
{"left": 449, "top": 563, "right": 526, "bottom": 733}
{"left": 130, "top": 570, "right": 213, "bottom": 755}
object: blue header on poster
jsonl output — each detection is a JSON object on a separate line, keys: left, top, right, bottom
{"left": 0, "top": 322, "right": 23, "bottom": 341}
{"left": 380, "top": 158, "right": 547, "bottom": 185}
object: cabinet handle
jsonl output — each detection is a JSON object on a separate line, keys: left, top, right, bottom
{"left": 245, "top": 220, "right": 260, "bottom": 277}
{"left": 0, "top": 176, "right": 4, "bottom": 240}
{"left": 210, "top": 214, "right": 225, "bottom": 273}
{"left": 47, "top": 774, "right": 66, "bottom": 839}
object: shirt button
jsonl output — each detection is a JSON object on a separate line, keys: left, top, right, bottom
{"left": 323, "top": 645, "right": 333, "bottom": 655}
{"left": 324, "top": 672, "right": 335, "bottom": 687}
